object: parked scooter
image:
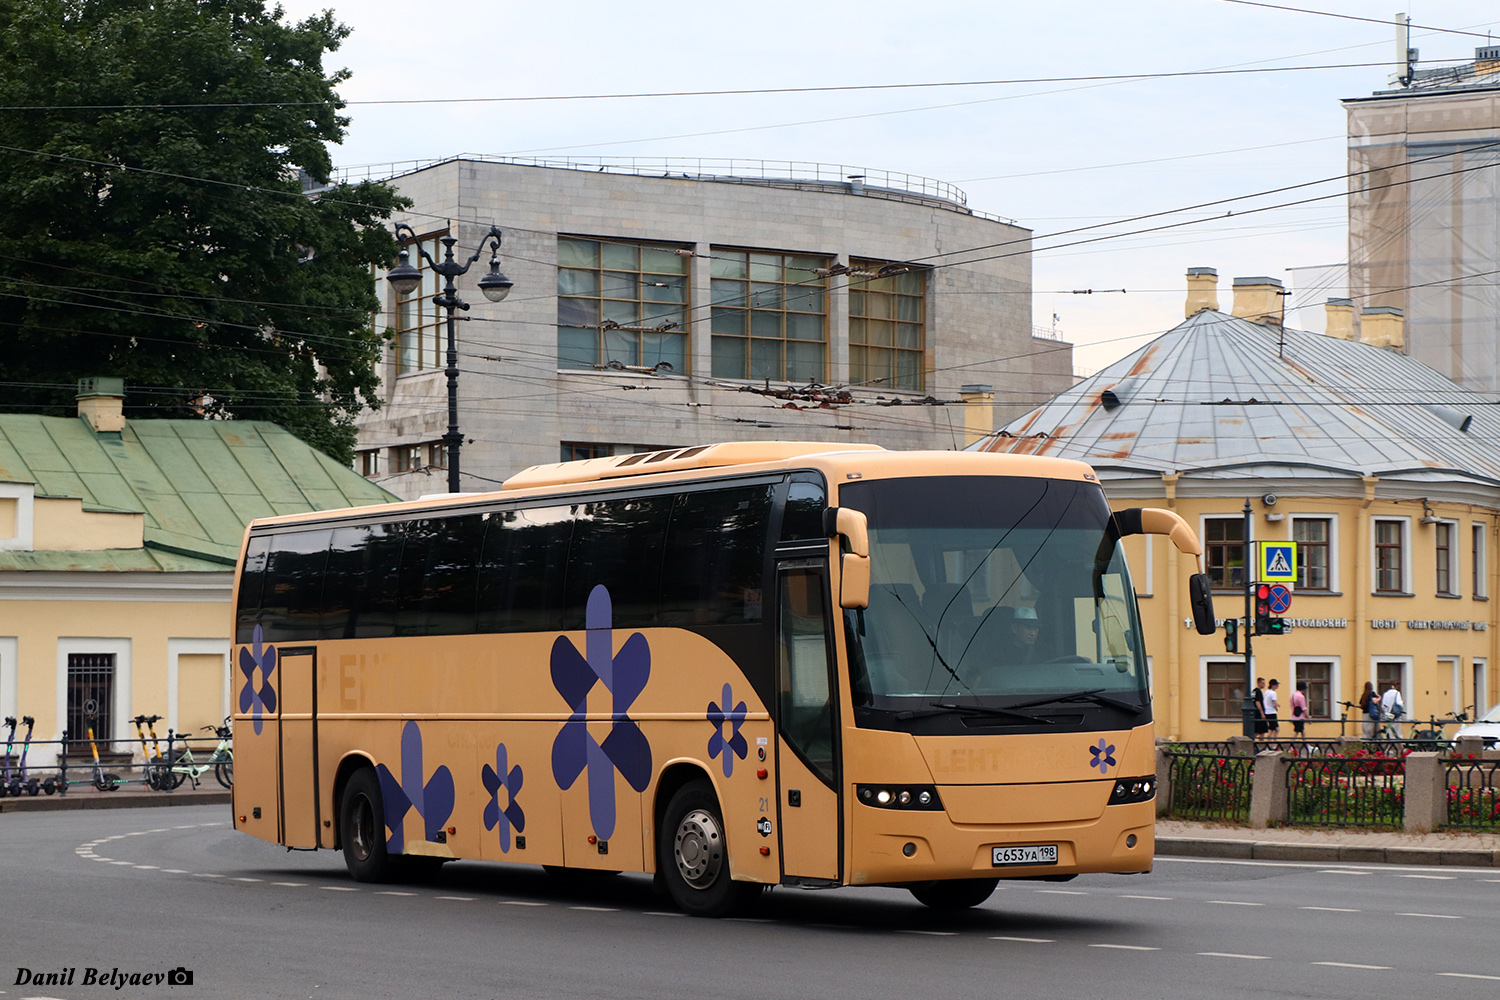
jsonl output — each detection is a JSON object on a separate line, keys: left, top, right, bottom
{"left": 13, "top": 716, "right": 48, "bottom": 795}
{"left": 0, "top": 717, "right": 15, "bottom": 798}
{"left": 131, "top": 714, "right": 169, "bottom": 791}
{"left": 83, "top": 707, "right": 120, "bottom": 792}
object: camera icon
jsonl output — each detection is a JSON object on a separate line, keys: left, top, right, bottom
{"left": 166, "top": 967, "right": 194, "bottom": 986}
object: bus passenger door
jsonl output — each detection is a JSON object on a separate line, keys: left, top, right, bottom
{"left": 775, "top": 562, "right": 841, "bottom": 882}
{"left": 277, "top": 646, "right": 320, "bottom": 849}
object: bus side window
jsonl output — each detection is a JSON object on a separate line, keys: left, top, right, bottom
{"left": 779, "top": 568, "right": 836, "bottom": 784}
{"left": 476, "top": 507, "right": 572, "bottom": 634}
{"left": 660, "top": 485, "right": 774, "bottom": 625}
{"left": 330, "top": 522, "right": 404, "bottom": 640}
{"left": 261, "top": 529, "right": 333, "bottom": 643}
{"left": 235, "top": 535, "right": 272, "bottom": 643}
{"left": 396, "top": 516, "right": 483, "bottom": 637}
{"left": 780, "top": 478, "right": 826, "bottom": 542}
{"left": 563, "top": 496, "right": 671, "bottom": 629}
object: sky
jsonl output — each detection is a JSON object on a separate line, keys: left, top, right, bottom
{"left": 276, "top": 0, "right": 1500, "bottom": 375}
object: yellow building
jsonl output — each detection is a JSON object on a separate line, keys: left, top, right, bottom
{"left": 972, "top": 270, "right": 1499, "bottom": 740}
{"left": 0, "top": 380, "right": 394, "bottom": 752}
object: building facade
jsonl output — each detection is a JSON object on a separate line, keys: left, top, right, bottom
{"left": 1345, "top": 45, "right": 1500, "bottom": 390}
{"left": 972, "top": 270, "right": 1500, "bottom": 741}
{"left": 0, "top": 380, "right": 395, "bottom": 749}
{"left": 350, "top": 157, "right": 1072, "bottom": 499}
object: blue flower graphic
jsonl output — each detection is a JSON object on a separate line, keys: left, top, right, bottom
{"left": 706, "top": 682, "right": 748, "bottom": 778}
{"left": 375, "top": 721, "right": 455, "bottom": 854}
{"left": 482, "top": 743, "right": 526, "bottom": 853}
{"left": 550, "top": 585, "right": 652, "bottom": 840}
{"left": 1089, "top": 739, "right": 1117, "bottom": 774}
{"left": 237, "top": 625, "right": 278, "bottom": 736}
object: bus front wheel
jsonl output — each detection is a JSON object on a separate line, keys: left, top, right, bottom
{"left": 341, "top": 768, "right": 398, "bottom": 883}
{"left": 658, "top": 779, "right": 756, "bottom": 918}
{"left": 909, "top": 878, "right": 998, "bottom": 910}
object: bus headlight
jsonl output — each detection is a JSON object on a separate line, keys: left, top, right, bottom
{"left": 856, "top": 784, "right": 943, "bottom": 811}
{"left": 1108, "top": 777, "right": 1155, "bottom": 805}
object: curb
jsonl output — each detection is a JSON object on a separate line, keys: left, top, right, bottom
{"left": 1157, "top": 836, "right": 1500, "bottom": 868}
{"left": 0, "top": 791, "right": 230, "bottom": 813}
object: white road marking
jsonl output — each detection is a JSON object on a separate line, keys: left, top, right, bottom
{"left": 1438, "top": 973, "right": 1500, "bottom": 981}
{"left": 161, "top": 869, "right": 187, "bottom": 874}
{"left": 501, "top": 900, "right": 547, "bottom": 907}
{"left": 109, "top": 861, "right": 132, "bottom": 866}
{"left": 230, "top": 877, "right": 262, "bottom": 882}
{"left": 990, "top": 936, "right": 1054, "bottom": 943}
{"left": 1207, "top": 900, "right": 1262, "bottom": 906}
{"left": 1317, "top": 870, "right": 1370, "bottom": 875}
{"left": 437, "top": 896, "right": 474, "bottom": 901}
{"left": 1397, "top": 912, "right": 1461, "bottom": 919}
{"left": 644, "top": 911, "right": 685, "bottom": 917}
{"left": 375, "top": 890, "right": 414, "bottom": 896}
{"left": 134, "top": 866, "right": 158, "bottom": 870}
{"left": 1399, "top": 874, "right": 1456, "bottom": 880}
{"left": 1300, "top": 906, "right": 1360, "bottom": 913}
{"left": 900, "top": 930, "right": 957, "bottom": 936}
{"left": 1119, "top": 895, "right": 1173, "bottom": 900}
{"left": 1313, "top": 962, "right": 1390, "bottom": 970}
{"left": 272, "top": 882, "right": 307, "bottom": 887}
{"left": 192, "top": 873, "right": 223, "bottom": 878}
{"left": 1090, "top": 944, "right": 1159, "bottom": 951}
{"left": 1035, "top": 889, "right": 1087, "bottom": 895}
{"left": 569, "top": 905, "right": 617, "bottom": 912}
{"left": 1198, "top": 952, "right": 1269, "bottom": 960}
{"left": 174, "top": 825, "right": 196, "bottom": 829}
{"left": 320, "top": 886, "right": 358, "bottom": 892}
{"left": 1162, "top": 857, "right": 1492, "bottom": 876}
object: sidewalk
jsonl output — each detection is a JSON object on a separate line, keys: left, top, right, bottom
{"left": 0, "top": 780, "right": 229, "bottom": 813}
{"left": 1156, "top": 818, "right": 1500, "bottom": 867}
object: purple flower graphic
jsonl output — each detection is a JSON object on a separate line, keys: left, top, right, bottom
{"left": 375, "top": 721, "right": 455, "bottom": 854}
{"left": 550, "top": 585, "right": 652, "bottom": 840}
{"left": 1089, "top": 739, "right": 1117, "bottom": 774}
{"left": 237, "top": 625, "right": 278, "bottom": 736}
{"left": 482, "top": 743, "right": 526, "bottom": 853}
{"left": 706, "top": 683, "right": 748, "bottom": 778}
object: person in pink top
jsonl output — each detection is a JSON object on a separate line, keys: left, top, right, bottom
{"left": 1290, "top": 680, "right": 1310, "bottom": 737}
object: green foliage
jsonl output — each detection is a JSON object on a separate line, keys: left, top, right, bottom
{"left": 0, "top": 0, "right": 408, "bottom": 463}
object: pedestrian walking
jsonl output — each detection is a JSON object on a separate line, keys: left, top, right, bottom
{"left": 1253, "top": 677, "right": 1268, "bottom": 738}
{"left": 1358, "top": 681, "right": 1378, "bottom": 739}
{"left": 1379, "top": 681, "right": 1406, "bottom": 739}
{"left": 1290, "top": 680, "right": 1309, "bottom": 737}
{"left": 1264, "top": 679, "right": 1281, "bottom": 737}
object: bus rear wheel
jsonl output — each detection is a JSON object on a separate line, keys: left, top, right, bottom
{"left": 341, "top": 768, "right": 398, "bottom": 883}
{"left": 909, "top": 878, "right": 998, "bottom": 910}
{"left": 659, "top": 779, "right": 756, "bottom": 918}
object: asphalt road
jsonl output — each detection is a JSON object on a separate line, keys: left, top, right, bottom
{"left": 1, "top": 805, "right": 1497, "bottom": 1000}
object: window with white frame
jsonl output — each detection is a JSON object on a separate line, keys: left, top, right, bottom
{"left": 1372, "top": 518, "right": 1408, "bottom": 594}
{"left": 1205, "top": 659, "right": 1248, "bottom": 720}
{"left": 1203, "top": 516, "right": 1246, "bottom": 591}
{"left": 1474, "top": 658, "right": 1490, "bottom": 716}
{"left": 1374, "top": 659, "right": 1410, "bottom": 704}
{"left": 1292, "top": 515, "right": 1333, "bottom": 591}
{"left": 1435, "top": 520, "right": 1459, "bottom": 596}
{"left": 1473, "top": 523, "right": 1488, "bottom": 599}
{"left": 1440, "top": 656, "right": 1462, "bottom": 715}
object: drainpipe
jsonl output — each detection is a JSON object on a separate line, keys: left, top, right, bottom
{"left": 1163, "top": 472, "right": 1181, "bottom": 740}
{"left": 1355, "top": 476, "right": 1379, "bottom": 705}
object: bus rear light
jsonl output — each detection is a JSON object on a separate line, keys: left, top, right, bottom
{"left": 1108, "top": 777, "right": 1155, "bottom": 805}
{"left": 760, "top": 847, "right": 770, "bottom": 856}
{"left": 855, "top": 784, "right": 943, "bottom": 811}
{"left": 756, "top": 768, "right": 768, "bottom": 779}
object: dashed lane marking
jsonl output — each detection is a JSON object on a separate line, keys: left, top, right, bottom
{"left": 230, "top": 877, "right": 262, "bottom": 882}
{"left": 133, "top": 866, "right": 158, "bottom": 870}
{"left": 320, "top": 886, "right": 358, "bottom": 892}
{"left": 1313, "top": 962, "right": 1390, "bottom": 970}
{"left": 1119, "top": 895, "right": 1172, "bottom": 900}
{"left": 1207, "top": 900, "right": 1262, "bottom": 906}
{"left": 569, "top": 905, "right": 618, "bottom": 912}
{"left": 161, "top": 869, "right": 186, "bottom": 874}
{"left": 1035, "top": 890, "right": 1087, "bottom": 895}
{"left": 375, "top": 890, "right": 415, "bottom": 896}
{"left": 1300, "top": 906, "right": 1359, "bottom": 912}
{"left": 644, "top": 911, "right": 685, "bottom": 917}
{"left": 1438, "top": 973, "right": 1500, "bottom": 981}
{"left": 990, "top": 936, "right": 1054, "bottom": 943}
{"left": 1089, "top": 944, "right": 1159, "bottom": 951}
{"left": 192, "top": 874, "right": 223, "bottom": 878}
{"left": 899, "top": 930, "right": 958, "bottom": 936}
{"left": 1399, "top": 874, "right": 1456, "bottom": 880}
{"left": 1316, "top": 870, "right": 1370, "bottom": 875}
{"left": 1198, "top": 953, "right": 1269, "bottom": 960}
{"left": 272, "top": 882, "right": 308, "bottom": 887}
{"left": 437, "top": 896, "right": 475, "bottom": 901}
{"left": 501, "top": 900, "right": 547, "bottom": 907}
{"left": 1396, "top": 912, "right": 1461, "bottom": 919}
{"left": 109, "top": 861, "right": 132, "bottom": 866}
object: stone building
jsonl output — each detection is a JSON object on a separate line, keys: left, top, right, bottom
{"left": 349, "top": 157, "right": 1072, "bottom": 499}
{"left": 971, "top": 269, "right": 1500, "bottom": 741}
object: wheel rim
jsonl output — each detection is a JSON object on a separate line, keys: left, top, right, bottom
{"left": 673, "top": 807, "right": 724, "bottom": 889}
{"left": 349, "top": 793, "right": 376, "bottom": 863}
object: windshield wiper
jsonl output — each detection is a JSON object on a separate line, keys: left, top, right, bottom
{"left": 916, "top": 701, "right": 1054, "bottom": 725}
{"left": 1004, "top": 688, "right": 1146, "bottom": 716}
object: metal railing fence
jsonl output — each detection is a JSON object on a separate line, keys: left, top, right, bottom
{"left": 1164, "top": 751, "right": 1255, "bottom": 822}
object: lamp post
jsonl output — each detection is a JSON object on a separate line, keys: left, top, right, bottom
{"left": 386, "top": 223, "right": 513, "bottom": 494}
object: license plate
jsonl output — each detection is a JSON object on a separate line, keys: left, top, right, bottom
{"left": 992, "top": 844, "right": 1058, "bottom": 866}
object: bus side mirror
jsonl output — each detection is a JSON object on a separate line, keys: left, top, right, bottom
{"left": 1115, "top": 507, "right": 1202, "bottom": 557}
{"left": 826, "top": 507, "right": 871, "bottom": 609}
{"left": 1189, "top": 573, "right": 1216, "bottom": 635}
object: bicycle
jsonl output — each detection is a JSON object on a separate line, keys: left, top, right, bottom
{"left": 1410, "top": 711, "right": 1469, "bottom": 747}
{"left": 161, "top": 719, "right": 233, "bottom": 790}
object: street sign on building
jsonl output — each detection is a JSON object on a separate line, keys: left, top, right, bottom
{"left": 1260, "top": 542, "right": 1297, "bottom": 583}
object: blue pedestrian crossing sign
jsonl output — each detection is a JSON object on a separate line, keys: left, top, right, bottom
{"left": 1260, "top": 542, "right": 1297, "bottom": 583}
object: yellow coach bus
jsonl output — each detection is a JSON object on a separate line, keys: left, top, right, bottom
{"left": 231, "top": 442, "right": 1215, "bottom": 916}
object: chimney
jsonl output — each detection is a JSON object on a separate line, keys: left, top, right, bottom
{"left": 1360, "top": 306, "right": 1405, "bottom": 350}
{"left": 1323, "top": 298, "right": 1356, "bottom": 340}
{"left": 960, "top": 384, "right": 995, "bottom": 446}
{"left": 76, "top": 377, "right": 126, "bottom": 433}
{"left": 1185, "top": 267, "right": 1219, "bottom": 317}
{"left": 1231, "top": 276, "right": 1285, "bottom": 325}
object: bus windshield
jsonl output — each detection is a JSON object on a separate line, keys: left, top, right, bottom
{"left": 840, "top": 476, "right": 1147, "bottom": 729}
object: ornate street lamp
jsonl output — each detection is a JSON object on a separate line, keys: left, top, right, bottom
{"left": 386, "top": 222, "right": 513, "bottom": 493}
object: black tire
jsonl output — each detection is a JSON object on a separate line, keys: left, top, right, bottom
{"left": 909, "top": 878, "right": 999, "bottom": 910}
{"left": 168, "top": 761, "right": 188, "bottom": 789}
{"left": 98, "top": 772, "right": 121, "bottom": 792}
{"left": 26, "top": 779, "right": 39, "bottom": 796}
{"left": 657, "top": 779, "right": 757, "bottom": 918}
{"left": 340, "top": 768, "right": 399, "bottom": 883}
{"left": 215, "top": 758, "right": 233, "bottom": 788}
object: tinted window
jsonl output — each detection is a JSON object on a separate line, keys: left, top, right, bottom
{"left": 324, "top": 523, "right": 405, "bottom": 640}
{"left": 396, "top": 515, "right": 484, "bottom": 636}
{"left": 564, "top": 496, "right": 672, "bottom": 629}
{"left": 661, "top": 485, "right": 773, "bottom": 625}
{"left": 261, "top": 530, "right": 333, "bottom": 642}
{"left": 235, "top": 534, "right": 272, "bottom": 643}
{"left": 476, "top": 506, "right": 572, "bottom": 634}
{"left": 780, "top": 476, "right": 827, "bottom": 541}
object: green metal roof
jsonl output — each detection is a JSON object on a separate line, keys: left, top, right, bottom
{"left": 0, "top": 415, "right": 398, "bottom": 567}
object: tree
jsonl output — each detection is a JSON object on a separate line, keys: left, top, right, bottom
{"left": 0, "top": 0, "right": 407, "bottom": 463}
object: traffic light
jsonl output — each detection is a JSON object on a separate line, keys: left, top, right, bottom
{"left": 1223, "top": 618, "right": 1238, "bottom": 653}
{"left": 1255, "top": 585, "right": 1272, "bottom": 635}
